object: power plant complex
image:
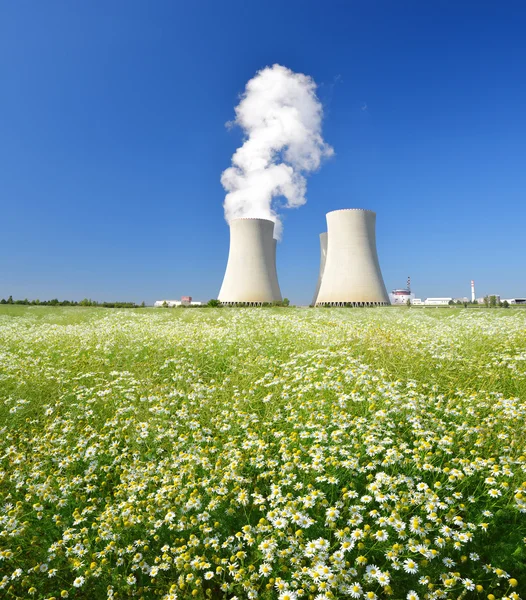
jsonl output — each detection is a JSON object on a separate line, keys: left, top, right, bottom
{"left": 154, "top": 212, "right": 525, "bottom": 308}
{"left": 218, "top": 208, "right": 389, "bottom": 307}
{"left": 213, "top": 209, "right": 525, "bottom": 307}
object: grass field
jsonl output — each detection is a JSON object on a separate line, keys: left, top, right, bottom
{"left": 0, "top": 307, "right": 525, "bottom": 600}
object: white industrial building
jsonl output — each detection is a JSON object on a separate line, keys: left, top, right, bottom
{"left": 314, "top": 209, "right": 389, "bottom": 306}
{"left": 423, "top": 297, "right": 452, "bottom": 306}
{"left": 218, "top": 217, "right": 282, "bottom": 305}
{"left": 404, "top": 298, "right": 452, "bottom": 306}
{"left": 154, "top": 298, "right": 202, "bottom": 307}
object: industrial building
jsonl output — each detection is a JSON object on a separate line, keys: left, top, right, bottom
{"left": 218, "top": 217, "right": 282, "bottom": 305}
{"left": 421, "top": 298, "right": 453, "bottom": 306}
{"left": 390, "top": 289, "right": 412, "bottom": 305}
{"left": 314, "top": 209, "right": 389, "bottom": 306}
{"left": 154, "top": 298, "right": 202, "bottom": 307}
{"left": 390, "top": 277, "right": 413, "bottom": 305}
{"left": 409, "top": 298, "right": 452, "bottom": 306}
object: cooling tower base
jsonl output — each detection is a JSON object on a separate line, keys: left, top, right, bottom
{"left": 316, "top": 301, "right": 389, "bottom": 307}
{"left": 221, "top": 301, "right": 272, "bottom": 306}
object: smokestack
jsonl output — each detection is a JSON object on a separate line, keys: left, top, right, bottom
{"left": 218, "top": 218, "right": 282, "bottom": 305}
{"left": 471, "top": 280, "right": 475, "bottom": 302}
{"left": 221, "top": 64, "right": 333, "bottom": 239}
{"left": 316, "top": 209, "right": 389, "bottom": 307}
{"left": 312, "top": 232, "right": 328, "bottom": 306}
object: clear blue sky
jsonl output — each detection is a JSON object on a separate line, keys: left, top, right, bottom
{"left": 1, "top": 1, "right": 525, "bottom": 304}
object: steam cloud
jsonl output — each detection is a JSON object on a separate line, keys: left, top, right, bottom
{"left": 221, "top": 64, "right": 333, "bottom": 239}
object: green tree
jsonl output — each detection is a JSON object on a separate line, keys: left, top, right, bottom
{"left": 0, "top": 299, "right": 6, "bottom": 304}
{"left": 406, "top": 298, "right": 412, "bottom": 307}
{"left": 502, "top": 300, "right": 510, "bottom": 309}
{"left": 489, "top": 295, "right": 497, "bottom": 308}
{"left": 282, "top": 298, "right": 290, "bottom": 306}
{"left": 7, "top": 295, "right": 13, "bottom": 304}
{"left": 207, "top": 299, "right": 221, "bottom": 307}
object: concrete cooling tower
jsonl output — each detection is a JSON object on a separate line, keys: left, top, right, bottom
{"left": 218, "top": 218, "right": 283, "bottom": 305}
{"left": 311, "top": 232, "right": 327, "bottom": 306}
{"left": 315, "top": 209, "right": 389, "bottom": 306}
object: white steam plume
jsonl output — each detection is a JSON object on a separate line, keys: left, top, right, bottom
{"left": 221, "top": 64, "right": 333, "bottom": 239}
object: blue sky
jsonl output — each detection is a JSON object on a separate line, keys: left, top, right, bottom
{"left": 1, "top": 1, "right": 525, "bottom": 304}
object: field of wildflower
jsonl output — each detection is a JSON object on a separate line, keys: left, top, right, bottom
{"left": 0, "top": 306, "right": 525, "bottom": 600}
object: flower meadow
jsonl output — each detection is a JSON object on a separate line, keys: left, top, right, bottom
{"left": 0, "top": 307, "right": 525, "bottom": 600}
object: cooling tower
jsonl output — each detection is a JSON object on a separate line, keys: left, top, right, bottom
{"left": 315, "top": 209, "right": 389, "bottom": 306}
{"left": 311, "top": 232, "right": 327, "bottom": 306}
{"left": 218, "top": 218, "right": 283, "bottom": 305}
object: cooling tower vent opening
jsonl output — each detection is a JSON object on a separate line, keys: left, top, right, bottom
{"left": 231, "top": 217, "right": 273, "bottom": 220}
{"left": 328, "top": 208, "right": 376, "bottom": 213}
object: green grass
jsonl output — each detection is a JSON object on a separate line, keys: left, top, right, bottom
{"left": 0, "top": 307, "right": 525, "bottom": 599}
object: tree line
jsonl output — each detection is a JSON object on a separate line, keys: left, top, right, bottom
{"left": 0, "top": 296, "right": 145, "bottom": 308}
{"left": 446, "top": 296, "right": 510, "bottom": 308}
{"left": 0, "top": 297, "right": 293, "bottom": 308}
